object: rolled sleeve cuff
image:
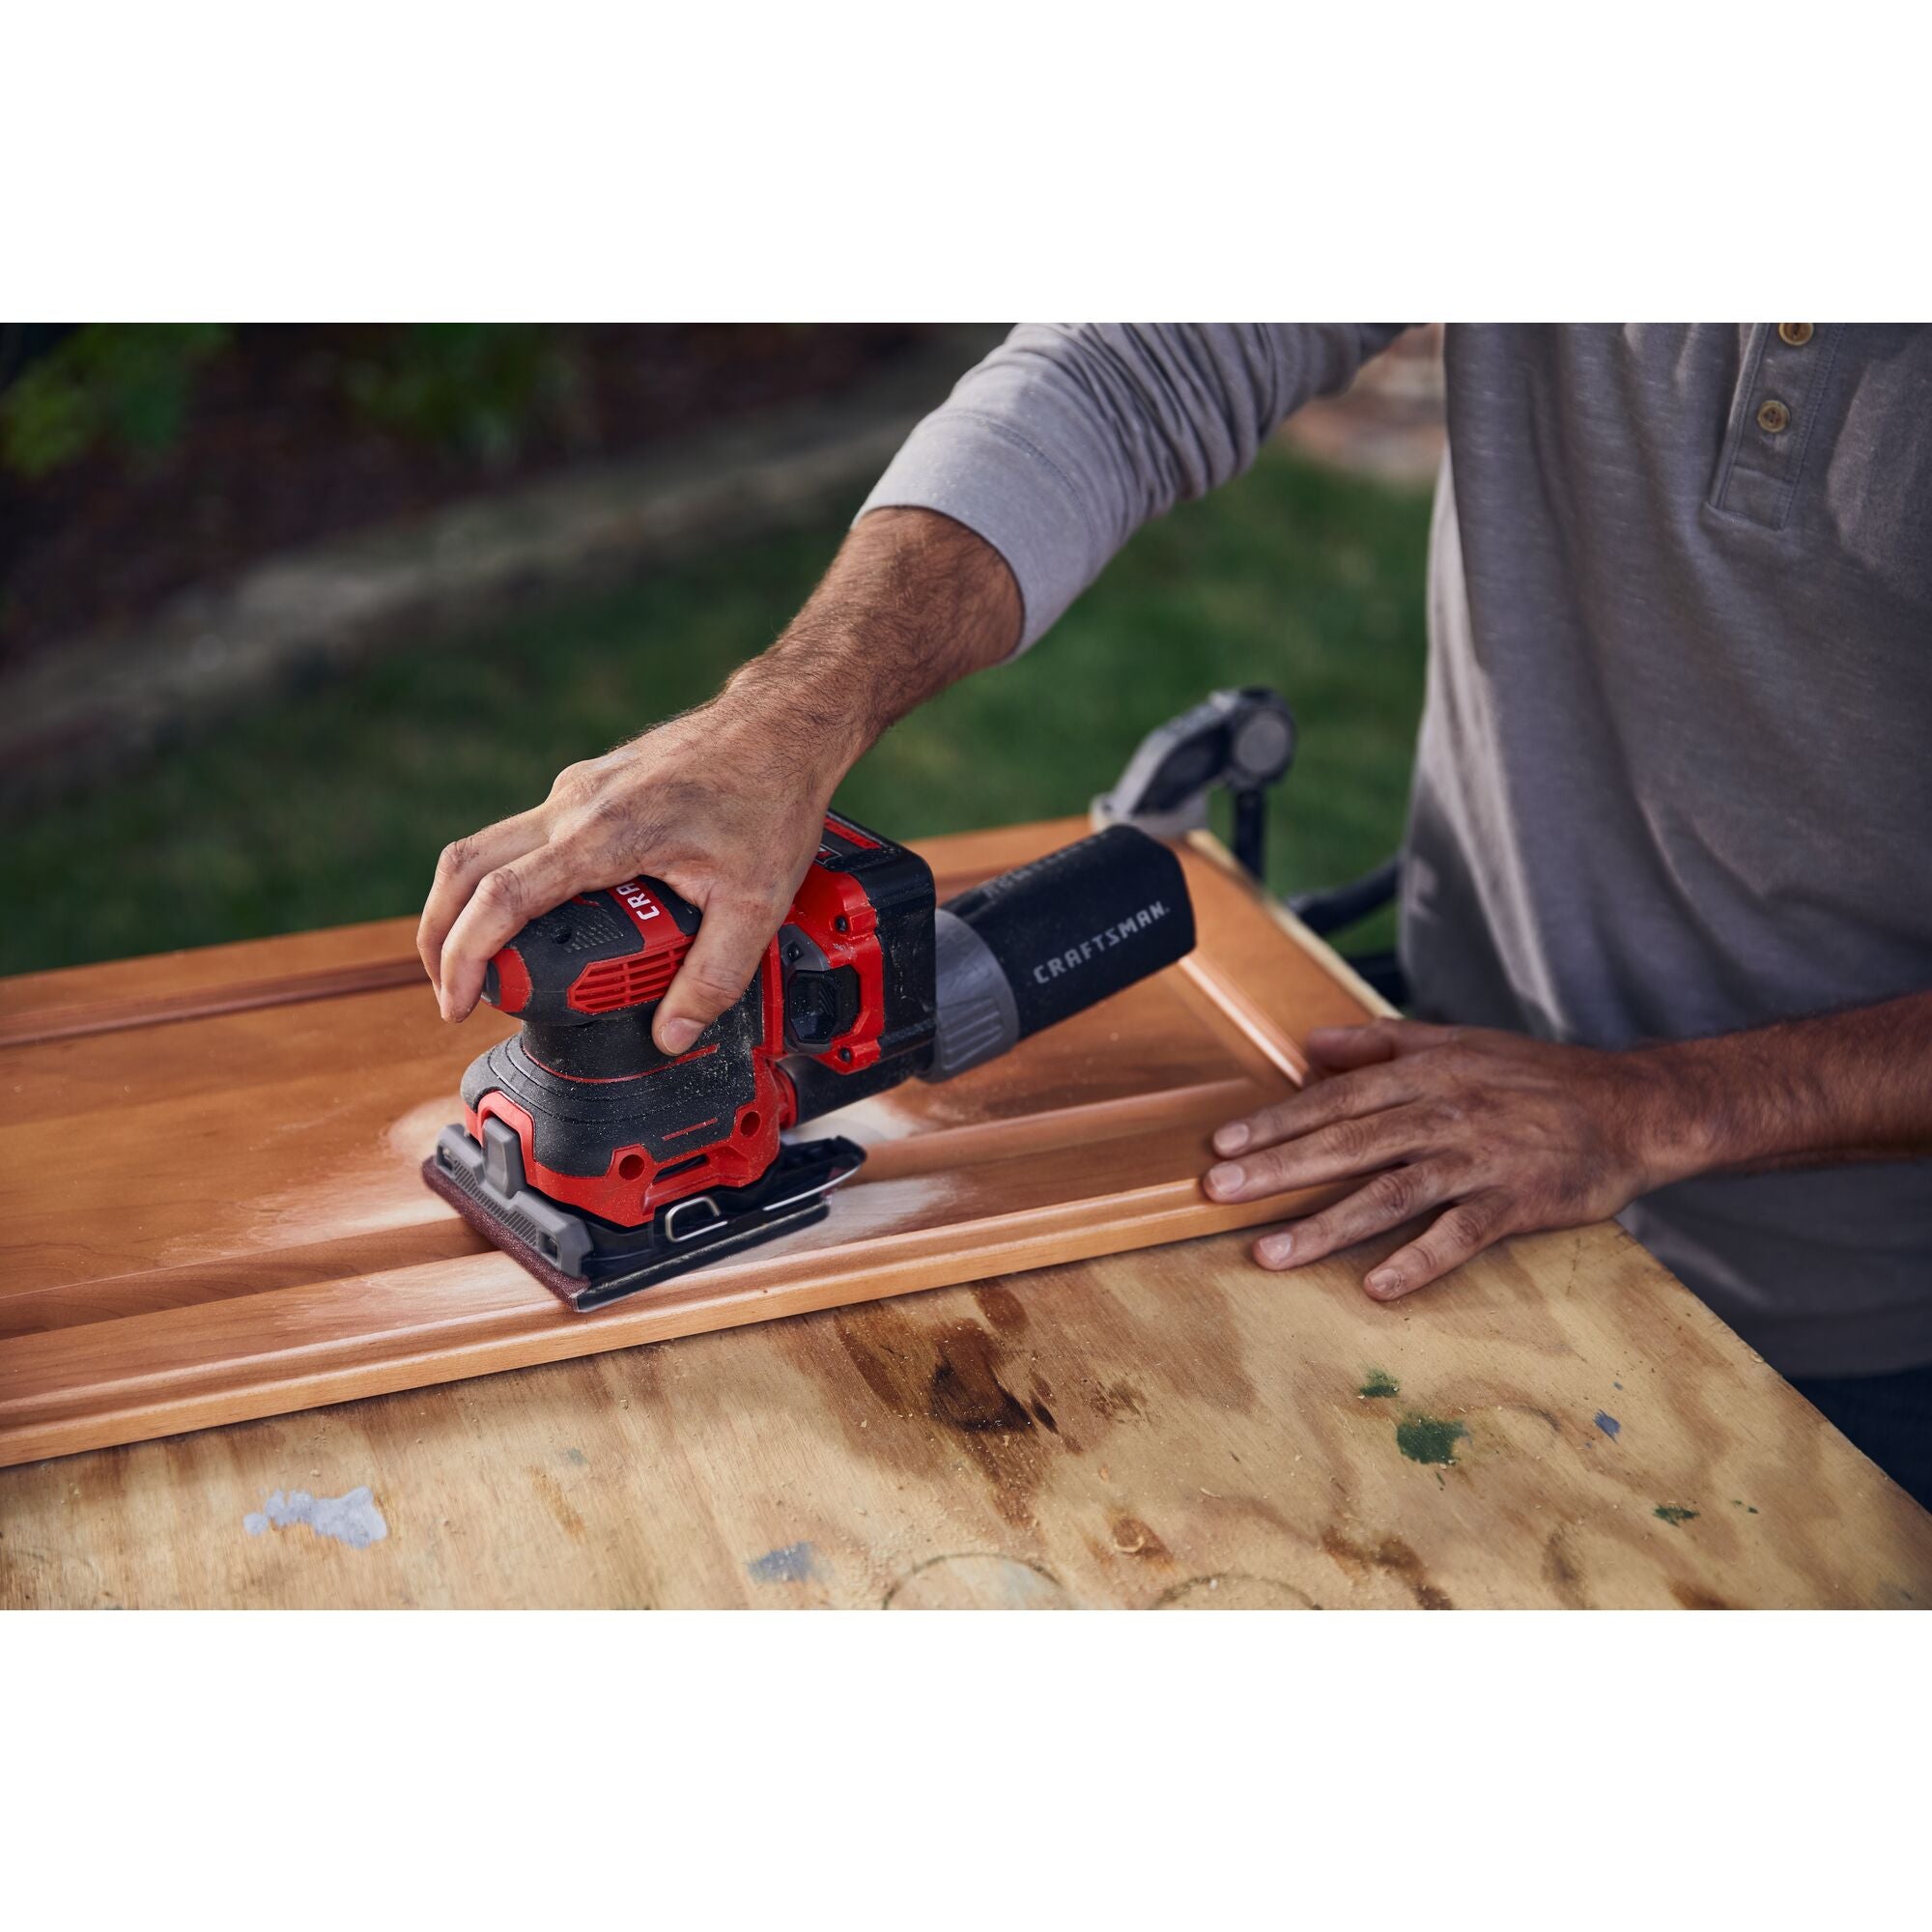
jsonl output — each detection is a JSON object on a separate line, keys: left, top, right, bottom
{"left": 855, "top": 409, "right": 1099, "bottom": 653}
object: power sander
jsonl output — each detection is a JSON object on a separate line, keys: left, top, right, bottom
{"left": 423, "top": 813, "right": 1196, "bottom": 1310}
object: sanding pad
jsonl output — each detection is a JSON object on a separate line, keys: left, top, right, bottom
{"left": 422, "top": 1131, "right": 864, "bottom": 1313}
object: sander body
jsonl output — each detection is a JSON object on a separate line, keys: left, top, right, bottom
{"left": 424, "top": 814, "right": 1194, "bottom": 1310}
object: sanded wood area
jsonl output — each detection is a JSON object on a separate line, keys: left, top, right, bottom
{"left": 0, "top": 821, "right": 1375, "bottom": 1468}
{"left": 5, "top": 820, "right": 1930, "bottom": 1607}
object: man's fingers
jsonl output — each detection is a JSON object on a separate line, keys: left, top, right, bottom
{"left": 652, "top": 894, "right": 781, "bottom": 1056}
{"left": 1248, "top": 1162, "right": 1454, "bottom": 1272}
{"left": 1211, "top": 1059, "right": 1416, "bottom": 1157}
{"left": 436, "top": 843, "right": 586, "bottom": 1022}
{"left": 1302, "top": 1020, "right": 1402, "bottom": 1070}
{"left": 1206, "top": 1103, "right": 1441, "bottom": 1203}
{"left": 417, "top": 811, "right": 545, "bottom": 997}
{"left": 1304, "top": 1017, "right": 1453, "bottom": 1068}
{"left": 1361, "top": 1191, "right": 1512, "bottom": 1301}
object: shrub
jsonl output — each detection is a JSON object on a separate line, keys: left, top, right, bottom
{"left": 0, "top": 324, "right": 230, "bottom": 477}
{"left": 339, "top": 324, "right": 577, "bottom": 465}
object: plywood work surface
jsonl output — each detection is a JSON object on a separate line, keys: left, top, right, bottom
{"left": 3, "top": 821, "right": 1929, "bottom": 1607}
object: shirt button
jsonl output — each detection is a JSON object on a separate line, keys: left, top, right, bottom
{"left": 1757, "top": 398, "right": 1791, "bottom": 434}
{"left": 1777, "top": 323, "right": 1815, "bottom": 347}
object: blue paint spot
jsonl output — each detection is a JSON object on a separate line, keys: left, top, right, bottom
{"left": 747, "top": 1541, "right": 818, "bottom": 1584}
{"left": 242, "top": 1486, "right": 387, "bottom": 1549}
{"left": 1594, "top": 1411, "right": 1621, "bottom": 1440}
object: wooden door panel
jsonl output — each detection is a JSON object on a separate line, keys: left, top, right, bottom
{"left": 0, "top": 821, "right": 1367, "bottom": 1465}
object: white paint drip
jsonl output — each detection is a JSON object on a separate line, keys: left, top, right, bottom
{"left": 243, "top": 1486, "right": 388, "bottom": 1549}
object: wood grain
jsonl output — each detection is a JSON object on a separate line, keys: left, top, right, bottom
{"left": 0, "top": 918, "right": 429, "bottom": 1045}
{"left": 4, "top": 820, "right": 1928, "bottom": 1606}
{"left": 0, "top": 820, "right": 1365, "bottom": 1466}
{"left": 3, "top": 1216, "right": 1927, "bottom": 1608}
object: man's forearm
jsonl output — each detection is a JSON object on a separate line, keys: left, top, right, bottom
{"left": 1646, "top": 991, "right": 1932, "bottom": 1182}
{"left": 724, "top": 506, "right": 1021, "bottom": 780}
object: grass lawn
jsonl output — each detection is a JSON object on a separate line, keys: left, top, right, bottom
{"left": 1, "top": 445, "right": 1432, "bottom": 976}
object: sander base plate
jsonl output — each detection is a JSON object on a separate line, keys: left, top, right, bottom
{"left": 422, "top": 1132, "right": 865, "bottom": 1313}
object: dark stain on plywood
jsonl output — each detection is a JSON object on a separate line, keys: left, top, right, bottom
{"left": 1109, "top": 1515, "right": 1171, "bottom": 1560}
{"left": 1668, "top": 1579, "right": 1731, "bottom": 1609}
{"left": 831, "top": 1301, "right": 926, "bottom": 1416}
{"left": 926, "top": 1321, "right": 1063, "bottom": 1528}
{"left": 928, "top": 1321, "right": 1036, "bottom": 1436}
{"left": 1321, "top": 1526, "right": 1455, "bottom": 1609}
{"left": 826, "top": 1298, "right": 1066, "bottom": 1528}
{"left": 1090, "top": 1378, "right": 1148, "bottom": 1423}
{"left": 972, "top": 1283, "right": 1031, "bottom": 1334}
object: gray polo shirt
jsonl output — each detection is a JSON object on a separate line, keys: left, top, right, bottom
{"left": 860, "top": 324, "right": 1932, "bottom": 1378}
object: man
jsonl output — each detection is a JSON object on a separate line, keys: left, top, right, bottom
{"left": 418, "top": 326, "right": 1932, "bottom": 1504}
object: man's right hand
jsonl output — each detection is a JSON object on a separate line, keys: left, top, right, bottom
{"left": 414, "top": 506, "right": 1023, "bottom": 1055}
{"left": 417, "top": 697, "right": 839, "bottom": 1054}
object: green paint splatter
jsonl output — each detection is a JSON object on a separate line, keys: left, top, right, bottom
{"left": 1358, "top": 1369, "right": 1401, "bottom": 1399}
{"left": 1654, "top": 1505, "right": 1698, "bottom": 1526}
{"left": 1396, "top": 1413, "right": 1468, "bottom": 1466}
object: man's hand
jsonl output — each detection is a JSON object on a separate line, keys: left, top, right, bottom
{"left": 1203, "top": 1019, "right": 1693, "bottom": 1301}
{"left": 415, "top": 506, "right": 1021, "bottom": 1053}
{"left": 417, "top": 702, "right": 838, "bottom": 1051}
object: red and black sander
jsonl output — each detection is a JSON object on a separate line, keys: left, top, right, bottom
{"left": 423, "top": 814, "right": 1194, "bottom": 1310}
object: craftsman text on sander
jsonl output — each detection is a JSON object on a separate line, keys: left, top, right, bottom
{"left": 1033, "top": 898, "right": 1177, "bottom": 985}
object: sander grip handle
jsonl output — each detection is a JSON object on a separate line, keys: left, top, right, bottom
{"left": 924, "top": 825, "right": 1195, "bottom": 1081}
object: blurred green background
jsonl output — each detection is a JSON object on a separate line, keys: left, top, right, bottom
{"left": 0, "top": 328, "right": 1434, "bottom": 977}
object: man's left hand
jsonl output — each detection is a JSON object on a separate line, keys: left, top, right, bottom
{"left": 1203, "top": 1019, "right": 1689, "bottom": 1301}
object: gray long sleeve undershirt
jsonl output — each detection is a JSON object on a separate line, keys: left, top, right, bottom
{"left": 860, "top": 323, "right": 1932, "bottom": 1378}
{"left": 864, "top": 325, "right": 1407, "bottom": 646}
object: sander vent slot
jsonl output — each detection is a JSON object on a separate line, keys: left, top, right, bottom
{"left": 569, "top": 952, "right": 680, "bottom": 1013}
